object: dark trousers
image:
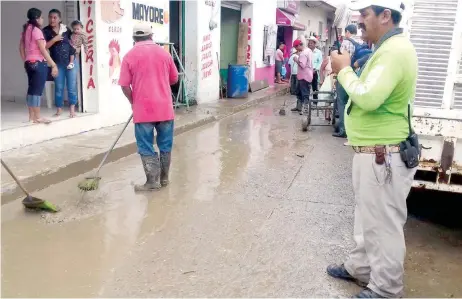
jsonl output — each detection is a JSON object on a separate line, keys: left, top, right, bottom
{"left": 296, "top": 79, "right": 311, "bottom": 106}
{"left": 336, "top": 81, "right": 349, "bottom": 133}
{"left": 311, "top": 71, "right": 319, "bottom": 104}
{"left": 290, "top": 74, "right": 298, "bottom": 95}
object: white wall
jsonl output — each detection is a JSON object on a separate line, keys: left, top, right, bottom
{"left": 251, "top": 0, "right": 277, "bottom": 69}
{"left": 241, "top": 0, "right": 277, "bottom": 82}
{"left": 184, "top": 0, "right": 221, "bottom": 104}
{"left": 297, "top": 4, "right": 330, "bottom": 39}
{"left": 1, "top": 1, "right": 66, "bottom": 103}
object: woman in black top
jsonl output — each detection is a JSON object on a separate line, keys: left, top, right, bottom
{"left": 43, "top": 9, "right": 78, "bottom": 117}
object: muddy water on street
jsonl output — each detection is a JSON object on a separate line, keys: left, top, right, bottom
{"left": 2, "top": 98, "right": 462, "bottom": 297}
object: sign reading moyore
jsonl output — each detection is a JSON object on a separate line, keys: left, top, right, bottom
{"left": 132, "top": 2, "right": 165, "bottom": 24}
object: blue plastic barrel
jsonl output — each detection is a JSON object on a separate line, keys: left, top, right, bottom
{"left": 227, "top": 64, "right": 249, "bottom": 98}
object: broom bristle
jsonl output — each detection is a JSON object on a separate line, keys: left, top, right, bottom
{"left": 37, "top": 200, "right": 59, "bottom": 212}
{"left": 78, "top": 178, "right": 100, "bottom": 191}
{"left": 22, "top": 198, "right": 59, "bottom": 212}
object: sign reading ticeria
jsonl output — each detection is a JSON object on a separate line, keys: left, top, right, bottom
{"left": 132, "top": 2, "right": 164, "bottom": 24}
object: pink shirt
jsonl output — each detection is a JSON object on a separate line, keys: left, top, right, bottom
{"left": 296, "top": 48, "right": 313, "bottom": 82}
{"left": 23, "top": 25, "right": 45, "bottom": 61}
{"left": 275, "top": 49, "right": 284, "bottom": 61}
{"left": 119, "top": 41, "right": 179, "bottom": 123}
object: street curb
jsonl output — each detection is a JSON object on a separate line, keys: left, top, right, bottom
{"left": 1, "top": 87, "right": 289, "bottom": 204}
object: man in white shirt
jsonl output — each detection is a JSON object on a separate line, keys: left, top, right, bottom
{"left": 308, "top": 36, "right": 322, "bottom": 105}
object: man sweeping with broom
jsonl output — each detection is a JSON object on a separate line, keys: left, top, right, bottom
{"left": 119, "top": 23, "right": 179, "bottom": 191}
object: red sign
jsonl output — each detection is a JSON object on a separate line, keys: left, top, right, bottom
{"left": 83, "top": 0, "right": 96, "bottom": 89}
{"left": 242, "top": 18, "right": 252, "bottom": 66}
{"left": 201, "top": 34, "right": 213, "bottom": 79}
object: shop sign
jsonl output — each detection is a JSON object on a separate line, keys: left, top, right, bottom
{"left": 81, "top": 0, "right": 96, "bottom": 90}
{"left": 132, "top": 2, "right": 165, "bottom": 24}
{"left": 277, "top": 0, "right": 300, "bottom": 15}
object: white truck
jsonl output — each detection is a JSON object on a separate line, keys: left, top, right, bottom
{"left": 407, "top": 0, "right": 462, "bottom": 193}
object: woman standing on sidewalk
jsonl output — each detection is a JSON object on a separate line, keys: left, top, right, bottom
{"left": 19, "top": 8, "right": 58, "bottom": 124}
{"left": 43, "top": 9, "right": 78, "bottom": 118}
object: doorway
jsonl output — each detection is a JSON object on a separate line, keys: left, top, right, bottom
{"left": 1, "top": 1, "right": 83, "bottom": 130}
{"left": 169, "top": 0, "right": 185, "bottom": 104}
{"left": 276, "top": 26, "right": 293, "bottom": 77}
{"left": 220, "top": 6, "right": 241, "bottom": 85}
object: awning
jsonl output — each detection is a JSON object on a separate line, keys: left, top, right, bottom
{"left": 276, "top": 9, "right": 306, "bottom": 31}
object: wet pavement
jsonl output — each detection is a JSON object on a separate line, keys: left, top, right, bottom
{"left": 2, "top": 96, "right": 462, "bottom": 298}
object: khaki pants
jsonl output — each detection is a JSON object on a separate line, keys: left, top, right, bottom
{"left": 344, "top": 153, "right": 416, "bottom": 297}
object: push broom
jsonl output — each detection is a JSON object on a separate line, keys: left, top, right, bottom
{"left": 1, "top": 159, "right": 59, "bottom": 212}
{"left": 78, "top": 114, "right": 133, "bottom": 191}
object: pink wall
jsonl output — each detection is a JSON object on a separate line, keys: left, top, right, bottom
{"left": 254, "top": 62, "right": 275, "bottom": 87}
{"left": 283, "top": 27, "right": 293, "bottom": 77}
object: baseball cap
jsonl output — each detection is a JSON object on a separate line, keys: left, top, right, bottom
{"left": 293, "top": 39, "right": 303, "bottom": 47}
{"left": 350, "top": 0, "right": 403, "bottom": 12}
{"left": 133, "top": 23, "right": 152, "bottom": 37}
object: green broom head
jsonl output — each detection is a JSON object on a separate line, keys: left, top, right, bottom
{"left": 22, "top": 196, "right": 59, "bottom": 213}
{"left": 78, "top": 177, "right": 101, "bottom": 191}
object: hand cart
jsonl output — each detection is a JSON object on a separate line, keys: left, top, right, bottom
{"left": 301, "top": 90, "right": 337, "bottom": 132}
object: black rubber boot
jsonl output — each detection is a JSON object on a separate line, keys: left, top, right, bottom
{"left": 134, "top": 156, "right": 162, "bottom": 192}
{"left": 291, "top": 100, "right": 302, "bottom": 112}
{"left": 160, "top": 152, "right": 171, "bottom": 187}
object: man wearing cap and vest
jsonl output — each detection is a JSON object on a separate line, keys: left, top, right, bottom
{"left": 119, "top": 23, "right": 179, "bottom": 192}
{"left": 328, "top": 0, "right": 418, "bottom": 298}
{"left": 291, "top": 39, "right": 313, "bottom": 114}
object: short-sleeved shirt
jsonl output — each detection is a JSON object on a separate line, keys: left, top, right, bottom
{"left": 288, "top": 54, "right": 298, "bottom": 75}
{"left": 23, "top": 25, "right": 45, "bottom": 61}
{"left": 341, "top": 39, "right": 356, "bottom": 56}
{"left": 275, "top": 49, "right": 284, "bottom": 61}
{"left": 42, "top": 25, "right": 75, "bottom": 66}
{"left": 312, "top": 48, "right": 323, "bottom": 71}
{"left": 119, "top": 41, "right": 179, "bottom": 124}
{"left": 296, "top": 48, "right": 313, "bottom": 82}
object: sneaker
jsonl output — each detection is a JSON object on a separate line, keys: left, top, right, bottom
{"left": 326, "top": 264, "right": 368, "bottom": 287}
{"left": 353, "top": 288, "right": 385, "bottom": 298}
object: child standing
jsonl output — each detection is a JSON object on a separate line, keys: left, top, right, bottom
{"left": 68, "top": 20, "right": 88, "bottom": 69}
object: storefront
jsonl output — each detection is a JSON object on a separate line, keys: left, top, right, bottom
{"left": 275, "top": 1, "right": 305, "bottom": 79}
{"left": 1, "top": 0, "right": 172, "bottom": 151}
{"left": 1, "top": 0, "right": 282, "bottom": 151}
{"left": 1, "top": 1, "right": 80, "bottom": 132}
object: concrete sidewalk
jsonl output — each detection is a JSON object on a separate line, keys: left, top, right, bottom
{"left": 1, "top": 85, "right": 289, "bottom": 203}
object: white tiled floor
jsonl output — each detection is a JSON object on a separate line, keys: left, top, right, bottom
{"left": 1, "top": 101, "right": 84, "bottom": 131}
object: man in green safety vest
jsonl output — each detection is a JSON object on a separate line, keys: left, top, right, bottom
{"left": 327, "top": 0, "right": 420, "bottom": 298}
